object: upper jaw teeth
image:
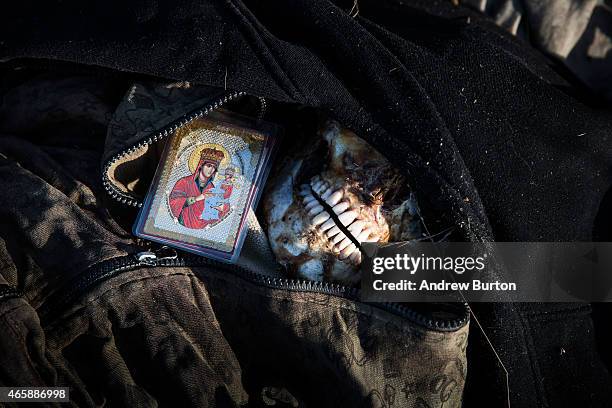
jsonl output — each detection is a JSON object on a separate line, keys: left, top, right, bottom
{"left": 307, "top": 204, "right": 324, "bottom": 216}
{"left": 326, "top": 190, "right": 343, "bottom": 206}
{"left": 337, "top": 210, "right": 357, "bottom": 226}
{"left": 312, "top": 212, "right": 330, "bottom": 226}
{"left": 331, "top": 201, "right": 350, "bottom": 214}
{"left": 299, "top": 178, "right": 380, "bottom": 265}
{"left": 319, "top": 218, "right": 336, "bottom": 232}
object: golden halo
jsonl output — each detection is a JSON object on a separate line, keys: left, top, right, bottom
{"left": 188, "top": 143, "right": 231, "bottom": 174}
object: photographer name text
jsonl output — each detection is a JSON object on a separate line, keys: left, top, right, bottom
{"left": 372, "top": 279, "right": 517, "bottom": 291}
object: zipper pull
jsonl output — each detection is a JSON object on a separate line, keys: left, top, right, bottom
{"left": 135, "top": 245, "right": 178, "bottom": 266}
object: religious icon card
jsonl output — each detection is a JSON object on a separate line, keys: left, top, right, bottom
{"left": 133, "top": 110, "right": 279, "bottom": 263}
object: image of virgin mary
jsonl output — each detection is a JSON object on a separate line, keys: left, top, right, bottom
{"left": 168, "top": 147, "right": 232, "bottom": 229}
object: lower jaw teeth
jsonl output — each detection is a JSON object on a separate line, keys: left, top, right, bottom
{"left": 301, "top": 180, "right": 380, "bottom": 266}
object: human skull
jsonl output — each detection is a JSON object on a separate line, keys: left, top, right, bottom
{"left": 263, "top": 120, "right": 422, "bottom": 284}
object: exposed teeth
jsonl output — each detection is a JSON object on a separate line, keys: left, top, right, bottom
{"left": 305, "top": 199, "right": 319, "bottom": 211}
{"left": 312, "top": 211, "right": 330, "bottom": 226}
{"left": 302, "top": 177, "right": 373, "bottom": 267}
{"left": 347, "top": 220, "right": 366, "bottom": 235}
{"left": 332, "top": 201, "right": 350, "bottom": 214}
{"left": 339, "top": 243, "right": 357, "bottom": 260}
{"left": 320, "top": 218, "right": 336, "bottom": 231}
{"left": 308, "top": 205, "right": 324, "bottom": 216}
{"left": 326, "top": 190, "right": 343, "bottom": 206}
{"left": 320, "top": 187, "right": 333, "bottom": 200}
{"left": 337, "top": 211, "right": 357, "bottom": 226}
{"left": 332, "top": 231, "right": 347, "bottom": 245}
{"left": 302, "top": 194, "right": 316, "bottom": 205}
{"left": 336, "top": 236, "right": 353, "bottom": 251}
{"left": 316, "top": 183, "right": 330, "bottom": 196}
{"left": 311, "top": 178, "right": 324, "bottom": 193}
{"left": 326, "top": 225, "right": 341, "bottom": 238}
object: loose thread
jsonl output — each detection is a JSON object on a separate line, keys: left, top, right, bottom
{"left": 349, "top": 0, "right": 359, "bottom": 18}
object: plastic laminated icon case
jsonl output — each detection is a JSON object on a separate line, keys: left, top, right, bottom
{"left": 133, "top": 110, "right": 279, "bottom": 263}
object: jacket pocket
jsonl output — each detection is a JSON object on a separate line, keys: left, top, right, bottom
{"left": 93, "top": 79, "right": 471, "bottom": 406}
{"left": 37, "top": 263, "right": 468, "bottom": 408}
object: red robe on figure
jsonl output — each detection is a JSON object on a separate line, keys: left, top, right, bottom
{"left": 168, "top": 148, "right": 230, "bottom": 229}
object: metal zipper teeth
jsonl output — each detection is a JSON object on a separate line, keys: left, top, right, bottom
{"left": 0, "top": 285, "right": 21, "bottom": 302}
{"left": 101, "top": 90, "right": 248, "bottom": 208}
{"left": 38, "top": 254, "right": 469, "bottom": 332}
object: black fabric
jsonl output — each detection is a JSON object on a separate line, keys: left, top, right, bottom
{"left": 2, "top": 0, "right": 612, "bottom": 406}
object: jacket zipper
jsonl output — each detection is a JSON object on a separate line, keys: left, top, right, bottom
{"left": 38, "top": 247, "right": 469, "bottom": 331}
{"left": 102, "top": 90, "right": 248, "bottom": 208}
{"left": 0, "top": 285, "right": 21, "bottom": 302}
{"left": 97, "top": 91, "right": 469, "bottom": 332}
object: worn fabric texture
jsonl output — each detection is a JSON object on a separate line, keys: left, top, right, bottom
{"left": 462, "top": 0, "right": 612, "bottom": 101}
{"left": 1, "top": 262, "right": 469, "bottom": 407}
{"left": 1, "top": 0, "right": 612, "bottom": 406}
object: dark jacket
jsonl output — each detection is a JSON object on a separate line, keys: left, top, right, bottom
{"left": 1, "top": 0, "right": 612, "bottom": 406}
